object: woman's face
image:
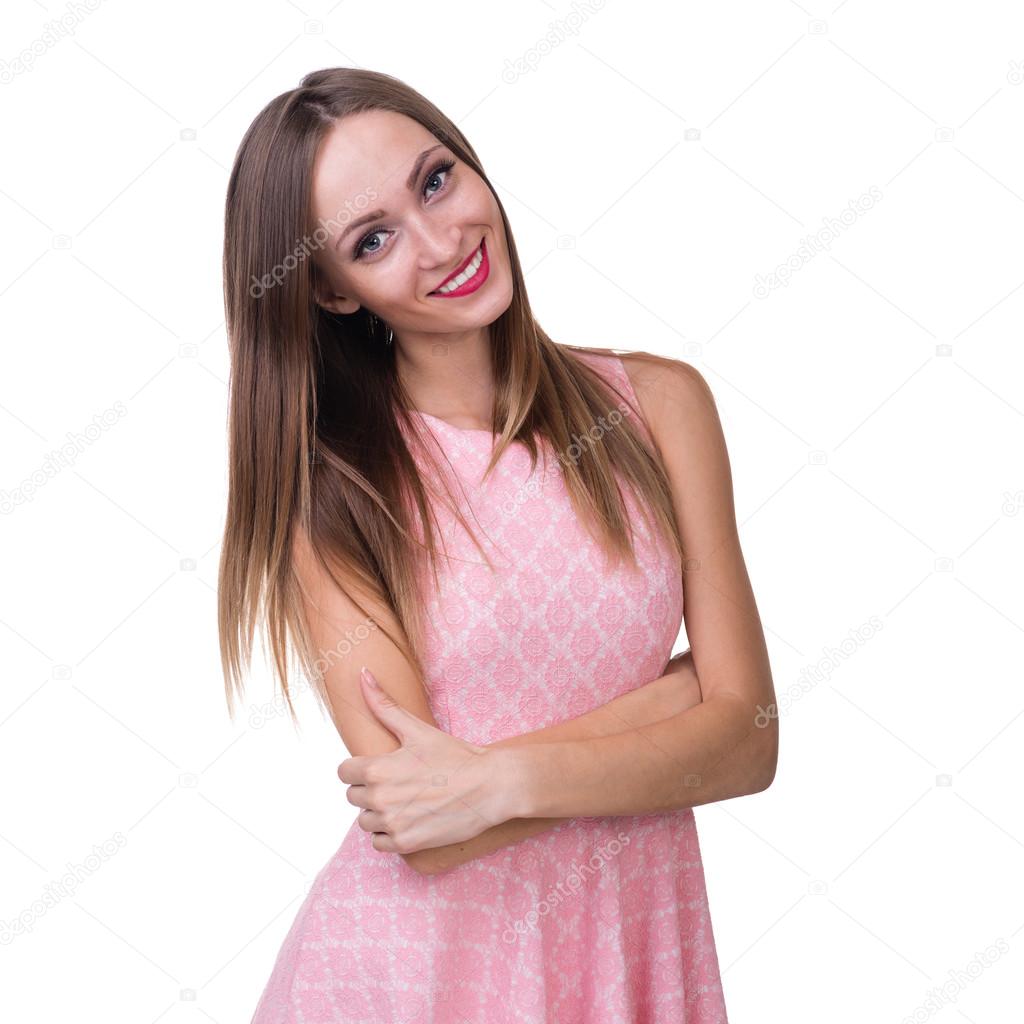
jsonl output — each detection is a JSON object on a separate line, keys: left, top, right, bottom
{"left": 310, "top": 109, "right": 513, "bottom": 339}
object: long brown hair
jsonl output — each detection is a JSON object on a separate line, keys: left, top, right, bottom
{"left": 218, "top": 67, "right": 683, "bottom": 726}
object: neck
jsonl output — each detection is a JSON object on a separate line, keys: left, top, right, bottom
{"left": 395, "top": 327, "right": 496, "bottom": 426}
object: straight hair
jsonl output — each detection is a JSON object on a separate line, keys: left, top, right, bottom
{"left": 217, "top": 67, "right": 683, "bottom": 726}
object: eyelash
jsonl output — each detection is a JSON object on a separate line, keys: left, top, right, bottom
{"left": 352, "top": 158, "right": 456, "bottom": 260}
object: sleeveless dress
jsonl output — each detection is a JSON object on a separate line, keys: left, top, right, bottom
{"left": 250, "top": 350, "right": 728, "bottom": 1024}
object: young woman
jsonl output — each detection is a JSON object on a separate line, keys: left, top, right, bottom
{"left": 219, "top": 67, "right": 778, "bottom": 1024}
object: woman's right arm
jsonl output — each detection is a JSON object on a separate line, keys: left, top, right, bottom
{"left": 294, "top": 527, "right": 705, "bottom": 876}
{"left": 411, "top": 650, "right": 704, "bottom": 875}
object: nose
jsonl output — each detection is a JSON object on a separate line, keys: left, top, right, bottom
{"left": 410, "top": 217, "right": 461, "bottom": 270}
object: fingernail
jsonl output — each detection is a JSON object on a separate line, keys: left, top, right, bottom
{"left": 361, "top": 666, "right": 380, "bottom": 689}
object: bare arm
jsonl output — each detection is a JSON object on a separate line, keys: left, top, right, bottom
{"left": 504, "top": 691, "right": 774, "bottom": 820}
{"left": 407, "top": 650, "right": 703, "bottom": 875}
{"left": 494, "top": 357, "right": 780, "bottom": 822}
{"left": 373, "top": 357, "right": 779, "bottom": 872}
{"left": 305, "top": 516, "right": 708, "bottom": 879}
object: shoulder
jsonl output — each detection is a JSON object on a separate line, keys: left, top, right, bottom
{"left": 560, "top": 343, "right": 641, "bottom": 406}
{"left": 619, "top": 352, "right": 735, "bottom": 538}
{"left": 618, "top": 350, "right": 714, "bottom": 405}
{"left": 618, "top": 351, "right": 719, "bottom": 446}
{"left": 559, "top": 343, "right": 622, "bottom": 371}
{"left": 558, "top": 345, "right": 718, "bottom": 448}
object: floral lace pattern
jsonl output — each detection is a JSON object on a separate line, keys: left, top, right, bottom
{"left": 250, "top": 351, "right": 728, "bottom": 1023}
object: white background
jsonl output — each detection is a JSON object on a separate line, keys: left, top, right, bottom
{"left": 2, "top": 1, "right": 1022, "bottom": 1021}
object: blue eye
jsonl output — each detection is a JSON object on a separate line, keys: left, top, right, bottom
{"left": 353, "top": 158, "right": 456, "bottom": 260}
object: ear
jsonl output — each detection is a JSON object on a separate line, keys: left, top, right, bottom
{"left": 316, "top": 289, "right": 362, "bottom": 317}
{"left": 313, "top": 267, "right": 362, "bottom": 317}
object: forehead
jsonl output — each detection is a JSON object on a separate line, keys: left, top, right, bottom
{"left": 311, "top": 109, "right": 439, "bottom": 220}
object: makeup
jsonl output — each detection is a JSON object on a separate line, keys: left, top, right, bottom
{"left": 429, "top": 237, "right": 490, "bottom": 298}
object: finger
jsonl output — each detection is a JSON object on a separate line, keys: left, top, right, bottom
{"left": 337, "top": 756, "right": 371, "bottom": 784}
{"left": 371, "top": 831, "right": 399, "bottom": 853}
{"left": 345, "top": 784, "right": 369, "bottom": 809}
{"left": 357, "top": 808, "right": 386, "bottom": 833}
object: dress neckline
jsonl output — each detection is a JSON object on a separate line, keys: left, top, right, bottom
{"left": 410, "top": 409, "right": 498, "bottom": 436}
{"left": 407, "top": 350, "right": 628, "bottom": 438}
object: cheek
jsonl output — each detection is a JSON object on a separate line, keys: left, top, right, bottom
{"left": 366, "top": 253, "right": 423, "bottom": 302}
{"left": 480, "top": 198, "right": 507, "bottom": 248}
{"left": 457, "top": 180, "right": 497, "bottom": 222}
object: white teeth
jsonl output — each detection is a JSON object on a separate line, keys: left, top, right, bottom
{"left": 435, "top": 243, "right": 483, "bottom": 294}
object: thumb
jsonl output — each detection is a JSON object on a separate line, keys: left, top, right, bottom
{"left": 360, "top": 667, "right": 416, "bottom": 739}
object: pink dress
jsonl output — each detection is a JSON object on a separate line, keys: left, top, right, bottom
{"left": 250, "top": 350, "right": 728, "bottom": 1023}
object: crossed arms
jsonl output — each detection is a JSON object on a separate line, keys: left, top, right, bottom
{"left": 298, "top": 357, "right": 779, "bottom": 876}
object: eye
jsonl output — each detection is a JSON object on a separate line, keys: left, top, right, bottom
{"left": 353, "top": 158, "right": 456, "bottom": 260}
{"left": 423, "top": 159, "right": 454, "bottom": 199}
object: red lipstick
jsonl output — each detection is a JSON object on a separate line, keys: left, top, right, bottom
{"left": 429, "top": 237, "right": 490, "bottom": 298}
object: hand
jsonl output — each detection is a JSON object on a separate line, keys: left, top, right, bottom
{"left": 338, "top": 668, "right": 513, "bottom": 855}
{"left": 663, "top": 647, "right": 694, "bottom": 679}
{"left": 662, "top": 648, "right": 704, "bottom": 711}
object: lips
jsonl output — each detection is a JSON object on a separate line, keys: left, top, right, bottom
{"left": 430, "top": 237, "right": 485, "bottom": 294}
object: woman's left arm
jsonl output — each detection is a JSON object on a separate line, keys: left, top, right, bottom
{"left": 343, "top": 359, "right": 778, "bottom": 858}
{"left": 499, "top": 356, "right": 779, "bottom": 818}
{"left": 499, "top": 689, "right": 773, "bottom": 819}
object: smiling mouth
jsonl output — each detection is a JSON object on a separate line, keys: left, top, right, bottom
{"left": 429, "top": 238, "right": 486, "bottom": 295}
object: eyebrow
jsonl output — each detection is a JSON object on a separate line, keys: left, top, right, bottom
{"left": 334, "top": 144, "right": 445, "bottom": 252}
